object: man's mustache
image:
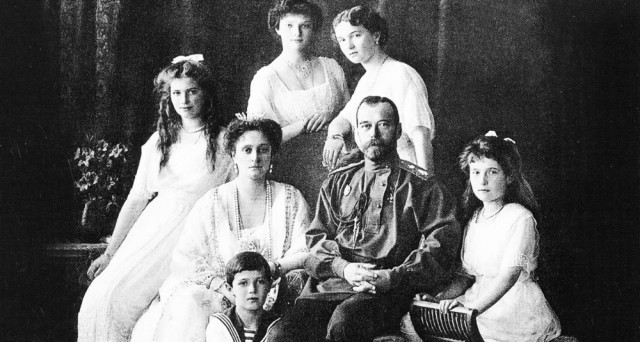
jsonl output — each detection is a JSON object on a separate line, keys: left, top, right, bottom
{"left": 366, "top": 139, "right": 383, "bottom": 146}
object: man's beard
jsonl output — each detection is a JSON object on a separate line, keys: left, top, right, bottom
{"left": 362, "top": 139, "right": 394, "bottom": 161}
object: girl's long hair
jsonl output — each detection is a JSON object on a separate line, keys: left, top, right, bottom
{"left": 153, "top": 59, "right": 222, "bottom": 169}
{"left": 459, "top": 134, "right": 540, "bottom": 222}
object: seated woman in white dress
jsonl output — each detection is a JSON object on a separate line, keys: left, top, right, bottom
{"left": 130, "top": 118, "right": 311, "bottom": 342}
{"left": 427, "top": 131, "right": 561, "bottom": 342}
{"left": 247, "top": 0, "right": 349, "bottom": 208}
{"left": 323, "top": 5, "right": 435, "bottom": 174}
{"left": 77, "top": 55, "right": 234, "bottom": 342}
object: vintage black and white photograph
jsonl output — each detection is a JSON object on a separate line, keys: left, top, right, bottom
{"left": 1, "top": 0, "right": 638, "bottom": 341}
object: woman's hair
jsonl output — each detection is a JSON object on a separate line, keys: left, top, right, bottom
{"left": 268, "top": 0, "right": 324, "bottom": 36}
{"left": 224, "top": 118, "right": 283, "bottom": 156}
{"left": 332, "top": 5, "right": 389, "bottom": 47}
{"left": 154, "top": 59, "right": 222, "bottom": 169}
{"left": 225, "top": 251, "right": 272, "bottom": 285}
{"left": 459, "top": 133, "right": 540, "bottom": 221}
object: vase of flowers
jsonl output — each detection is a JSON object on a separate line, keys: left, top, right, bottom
{"left": 72, "top": 136, "right": 134, "bottom": 242}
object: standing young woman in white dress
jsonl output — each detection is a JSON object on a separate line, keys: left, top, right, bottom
{"left": 77, "top": 55, "right": 234, "bottom": 342}
{"left": 130, "top": 118, "right": 310, "bottom": 342}
{"left": 323, "top": 5, "right": 436, "bottom": 174}
{"left": 433, "top": 131, "right": 561, "bottom": 341}
{"left": 247, "top": 0, "right": 349, "bottom": 208}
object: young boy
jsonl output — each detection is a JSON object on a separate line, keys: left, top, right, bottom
{"left": 206, "top": 251, "right": 278, "bottom": 342}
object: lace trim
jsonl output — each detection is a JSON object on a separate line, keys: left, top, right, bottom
{"left": 209, "top": 189, "right": 227, "bottom": 278}
{"left": 282, "top": 184, "right": 294, "bottom": 256}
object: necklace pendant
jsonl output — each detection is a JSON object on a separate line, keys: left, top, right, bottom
{"left": 287, "top": 59, "right": 312, "bottom": 79}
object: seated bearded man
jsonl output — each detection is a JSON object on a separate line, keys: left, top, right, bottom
{"left": 267, "top": 95, "right": 462, "bottom": 342}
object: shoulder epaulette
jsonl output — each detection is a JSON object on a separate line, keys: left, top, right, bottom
{"left": 399, "top": 159, "right": 430, "bottom": 180}
{"left": 329, "top": 160, "right": 364, "bottom": 175}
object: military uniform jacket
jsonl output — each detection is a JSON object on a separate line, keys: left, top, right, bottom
{"left": 304, "top": 156, "right": 461, "bottom": 296}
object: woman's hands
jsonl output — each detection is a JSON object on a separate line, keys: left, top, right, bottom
{"left": 305, "top": 111, "right": 336, "bottom": 133}
{"left": 323, "top": 117, "right": 352, "bottom": 170}
{"left": 413, "top": 291, "right": 466, "bottom": 314}
{"left": 414, "top": 293, "right": 437, "bottom": 302}
{"left": 438, "top": 299, "right": 463, "bottom": 314}
{"left": 87, "top": 253, "right": 112, "bottom": 280}
{"left": 281, "top": 117, "right": 312, "bottom": 142}
{"left": 323, "top": 136, "right": 345, "bottom": 170}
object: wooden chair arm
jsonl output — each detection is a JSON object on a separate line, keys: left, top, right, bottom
{"left": 410, "top": 299, "right": 484, "bottom": 342}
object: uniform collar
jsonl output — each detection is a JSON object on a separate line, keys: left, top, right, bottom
{"left": 363, "top": 152, "right": 399, "bottom": 172}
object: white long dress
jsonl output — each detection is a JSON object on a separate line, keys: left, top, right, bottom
{"left": 457, "top": 203, "right": 561, "bottom": 342}
{"left": 247, "top": 57, "right": 349, "bottom": 209}
{"left": 130, "top": 180, "right": 310, "bottom": 342}
{"left": 337, "top": 58, "right": 435, "bottom": 165}
{"left": 77, "top": 131, "right": 233, "bottom": 342}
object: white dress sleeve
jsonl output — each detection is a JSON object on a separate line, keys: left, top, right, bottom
{"left": 499, "top": 213, "right": 539, "bottom": 277}
{"left": 247, "top": 67, "right": 280, "bottom": 123}
{"left": 392, "top": 64, "right": 435, "bottom": 139}
{"left": 337, "top": 88, "right": 358, "bottom": 125}
{"left": 324, "top": 57, "right": 351, "bottom": 112}
{"left": 128, "top": 132, "right": 160, "bottom": 200}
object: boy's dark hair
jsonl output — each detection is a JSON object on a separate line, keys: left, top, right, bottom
{"left": 225, "top": 251, "right": 272, "bottom": 285}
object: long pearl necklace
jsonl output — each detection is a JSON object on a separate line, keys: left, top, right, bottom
{"left": 233, "top": 181, "right": 273, "bottom": 261}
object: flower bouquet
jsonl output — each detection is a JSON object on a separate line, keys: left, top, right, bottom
{"left": 72, "top": 136, "right": 134, "bottom": 241}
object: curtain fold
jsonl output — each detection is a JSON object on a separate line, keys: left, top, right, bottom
{"left": 59, "top": 0, "right": 96, "bottom": 140}
{"left": 95, "top": 0, "right": 122, "bottom": 137}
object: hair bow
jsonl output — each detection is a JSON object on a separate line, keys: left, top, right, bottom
{"left": 485, "top": 130, "right": 516, "bottom": 144}
{"left": 235, "top": 112, "right": 267, "bottom": 121}
{"left": 172, "top": 54, "right": 204, "bottom": 64}
{"left": 234, "top": 112, "right": 249, "bottom": 121}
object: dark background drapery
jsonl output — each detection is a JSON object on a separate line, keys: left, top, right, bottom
{"left": 1, "top": 0, "right": 638, "bottom": 340}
